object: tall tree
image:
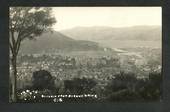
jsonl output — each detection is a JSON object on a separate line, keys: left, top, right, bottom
{"left": 9, "top": 7, "right": 56, "bottom": 102}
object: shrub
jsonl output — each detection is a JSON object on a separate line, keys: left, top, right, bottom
{"left": 105, "top": 72, "right": 138, "bottom": 93}
{"left": 138, "top": 72, "right": 161, "bottom": 100}
{"left": 107, "top": 89, "right": 141, "bottom": 102}
{"left": 63, "top": 77, "right": 97, "bottom": 94}
{"left": 32, "top": 70, "right": 56, "bottom": 91}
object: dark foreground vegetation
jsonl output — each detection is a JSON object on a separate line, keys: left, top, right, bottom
{"left": 16, "top": 69, "right": 161, "bottom": 103}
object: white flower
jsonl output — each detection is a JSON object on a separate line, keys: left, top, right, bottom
{"left": 35, "top": 91, "right": 38, "bottom": 94}
{"left": 53, "top": 98, "right": 57, "bottom": 102}
{"left": 59, "top": 98, "right": 63, "bottom": 102}
{"left": 26, "top": 90, "right": 30, "bottom": 92}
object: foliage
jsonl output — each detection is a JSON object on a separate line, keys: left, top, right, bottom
{"left": 105, "top": 72, "right": 137, "bottom": 92}
{"left": 17, "top": 89, "right": 55, "bottom": 102}
{"left": 63, "top": 77, "right": 97, "bottom": 94}
{"left": 16, "top": 71, "right": 161, "bottom": 103}
{"left": 9, "top": 7, "right": 56, "bottom": 57}
{"left": 32, "top": 70, "right": 56, "bottom": 90}
{"left": 104, "top": 72, "right": 161, "bottom": 101}
{"left": 9, "top": 7, "right": 56, "bottom": 102}
{"left": 138, "top": 72, "right": 161, "bottom": 100}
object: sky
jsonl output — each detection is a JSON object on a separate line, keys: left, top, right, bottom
{"left": 52, "top": 7, "right": 162, "bottom": 31}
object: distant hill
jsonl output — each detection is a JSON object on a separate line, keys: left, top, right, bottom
{"left": 20, "top": 31, "right": 102, "bottom": 54}
{"left": 60, "top": 26, "right": 161, "bottom": 48}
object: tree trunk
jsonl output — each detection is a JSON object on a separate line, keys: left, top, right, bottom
{"left": 11, "top": 56, "right": 17, "bottom": 102}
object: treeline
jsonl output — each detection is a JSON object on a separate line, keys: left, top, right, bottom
{"left": 16, "top": 70, "right": 161, "bottom": 103}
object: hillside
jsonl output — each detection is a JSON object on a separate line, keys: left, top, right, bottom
{"left": 19, "top": 31, "right": 102, "bottom": 54}
{"left": 60, "top": 26, "right": 161, "bottom": 48}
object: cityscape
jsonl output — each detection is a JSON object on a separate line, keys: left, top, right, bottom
{"left": 9, "top": 7, "right": 162, "bottom": 103}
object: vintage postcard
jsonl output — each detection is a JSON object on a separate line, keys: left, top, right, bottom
{"left": 9, "top": 7, "right": 162, "bottom": 103}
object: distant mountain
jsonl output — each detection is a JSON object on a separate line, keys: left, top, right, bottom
{"left": 60, "top": 26, "right": 161, "bottom": 48}
{"left": 20, "top": 31, "right": 102, "bottom": 54}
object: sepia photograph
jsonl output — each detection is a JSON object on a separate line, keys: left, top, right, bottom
{"left": 9, "top": 7, "right": 162, "bottom": 103}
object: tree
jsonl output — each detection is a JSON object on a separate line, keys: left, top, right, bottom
{"left": 9, "top": 7, "right": 56, "bottom": 102}
{"left": 32, "top": 70, "right": 56, "bottom": 90}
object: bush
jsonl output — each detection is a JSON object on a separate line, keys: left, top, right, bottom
{"left": 105, "top": 72, "right": 137, "bottom": 92}
{"left": 104, "top": 71, "right": 161, "bottom": 101}
{"left": 63, "top": 77, "right": 97, "bottom": 94}
{"left": 32, "top": 70, "right": 56, "bottom": 91}
{"left": 138, "top": 72, "right": 161, "bottom": 100}
{"left": 107, "top": 89, "right": 141, "bottom": 102}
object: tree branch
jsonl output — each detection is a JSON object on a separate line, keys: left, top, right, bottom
{"left": 12, "top": 9, "right": 28, "bottom": 56}
{"left": 9, "top": 42, "right": 14, "bottom": 56}
{"left": 16, "top": 37, "right": 21, "bottom": 55}
{"left": 10, "top": 30, "right": 17, "bottom": 53}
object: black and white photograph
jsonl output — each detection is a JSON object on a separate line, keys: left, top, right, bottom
{"left": 9, "top": 7, "right": 162, "bottom": 103}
